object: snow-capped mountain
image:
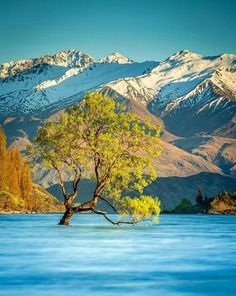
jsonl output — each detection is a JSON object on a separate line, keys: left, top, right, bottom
{"left": 0, "top": 49, "right": 94, "bottom": 78}
{"left": 0, "top": 50, "right": 157, "bottom": 118}
{"left": 98, "top": 52, "right": 134, "bottom": 64}
{"left": 1, "top": 48, "right": 235, "bottom": 139}
{"left": 1, "top": 48, "right": 235, "bottom": 129}
{"left": 103, "top": 50, "right": 236, "bottom": 137}
{"left": 1, "top": 48, "right": 236, "bottom": 208}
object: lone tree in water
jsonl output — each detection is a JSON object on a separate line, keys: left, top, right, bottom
{"left": 29, "top": 92, "right": 162, "bottom": 225}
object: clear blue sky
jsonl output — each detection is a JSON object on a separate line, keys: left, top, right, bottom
{"left": 0, "top": 0, "right": 235, "bottom": 63}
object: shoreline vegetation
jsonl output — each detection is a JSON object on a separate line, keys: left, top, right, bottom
{"left": 1, "top": 211, "right": 235, "bottom": 215}
{"left": 1, "top": 189, "right": 235, "bottom": 215}
{"left": 0, "top": 127, "right": 64, "bottom": 214}
{"left": 1, "top": 191, "right": 236, "bottom": 215}
{"left": 165, "top": 191, "right": 236, "bottom": 215}
{"left": 0, "top": 184, "right": 64, "bottom": 214}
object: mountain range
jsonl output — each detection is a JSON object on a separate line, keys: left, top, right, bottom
{"left": 1, "top": 49, "right": 235, "bottom": 209}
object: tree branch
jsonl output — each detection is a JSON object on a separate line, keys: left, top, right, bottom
{"left": 97, "top": 144, "right": 134, "bottom": 190}
{"left": 51, "top": 161, "right": 67, "bottom": 200}
{"left": 63, "top": 157, "right": 82, "bottom": 198}
{"left": 73, "top": 199, "right": 95, "bottom": 212}
{"left": 94, "top": 154, "right": 101, "bottom": 185}
{"left": 91, "top": 208, "right": 138, "bottom": 226}
{"left": 72, "top": 167, "right": 82, "bottom": 194}
{"left": 91, "top": 208, "right": 119, "bottom": 225}
{"left": 97, "top": 195, "right": 119, "bottom": 213}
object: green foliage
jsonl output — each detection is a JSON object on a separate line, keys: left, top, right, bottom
{"left": 0, "top": 191, "right": 20, "bottom": 211}
{"left": 174, "top": 191, "right": 236, "bottom": 215}
{"left": 0, "top": 127, "right": 64, "bottom": 213}
{"left": 174, "top": 198, "right": 193, "bottom": 213}
{"left": 119, "top": 195, "right": 161, "bottom": 222}
{"left": 209, "top": 191, "right": 236, "bottom": 214}
{"left": 0, "top": 128, "right": 33, "bottom": 212}
{"left": 29, "top": 92, "right": 162, "bottom": 224}
{"left": 196, "top": 187, "right": 203, "bottom": 205}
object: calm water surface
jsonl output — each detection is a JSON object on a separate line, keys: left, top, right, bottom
{"left": 0, "top": 214, "right": 236, "bottom": 296}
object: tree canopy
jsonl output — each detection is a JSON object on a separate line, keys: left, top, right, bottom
{"left": 29, "top": 92, "right": 162, "bottom": 225}
{"left": 196, "top": 188, "right": 204, "bottom": 205}
{"left": 0, "top": 128, "right": 32, "bottom": 211}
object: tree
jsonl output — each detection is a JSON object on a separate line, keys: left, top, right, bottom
{"left": 8, "top": 148, "right": 21, "bottom": 197}
{"left": 0, "top": 191, "right": 19, "bottom": 211}
{"left": 196, "top": 188, "right": 203, "bottom": 205}
{"left": 0, "top": 128, "right": 8, "bottom": 190}
{"left": 174, "top": 198, "right": 193, "bottom": 213}
{"left": 209, "top": 191, "right": 236, "bottom": 214}
{"left": 0, "top": 128, "right": 34, "bottom": 212}
{"left": 29, "top": 92, "right": 162, "bottom": 225}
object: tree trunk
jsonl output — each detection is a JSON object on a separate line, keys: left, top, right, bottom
{"left": 58, "top": 209, "right": 75, "bottom": 225}
{"left": 58, "top": 195, "right": 98, "bottom": 225}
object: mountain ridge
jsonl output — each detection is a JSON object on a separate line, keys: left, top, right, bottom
{"left": 1, "top": 48, "right": 235, "bottom": 209}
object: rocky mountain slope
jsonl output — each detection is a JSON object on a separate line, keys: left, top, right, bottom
{"left": 0, "top": 50, "right": 157, "bottom": 118}
{"left": 103, "top": 50, "right": 236, "bottom": 137}
{"left": 1, "top": 49, "right": 235, "bottom": 209}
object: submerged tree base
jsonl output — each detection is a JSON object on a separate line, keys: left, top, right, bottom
{"left": 58, "top": 209, "right": 75, "bottom": 225}
{"left": 57, "top": 208, "right": 140, "bottom": 226}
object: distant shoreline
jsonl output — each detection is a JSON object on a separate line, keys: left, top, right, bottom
{"left": 0, "top": 211, "right": 64, "bottom": 215}
{"left": 1, "top": 212, "right": 235, "bottom": 216}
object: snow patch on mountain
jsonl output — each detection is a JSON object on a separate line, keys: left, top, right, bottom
{"left": 0, "top": 58, "right": 157, "bottom": 117}
{"left": 105, "top": 50, "right": 236, "bottom": 109}
{"left": 0, "top": 48, "right": 235, "bottom": 128}
{"left": 52, "top": 49, "right": 94, "bottom": 67}
{"left": 99, "top": 52, "right": 134, "bottom": 64}
{"left": 167, "top": 49, "right": 203, "bottom": 63}
{"left": 0, "top": 49, "right": 94, "bottom": 79}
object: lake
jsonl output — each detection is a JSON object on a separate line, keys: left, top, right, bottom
{"left": 0, "top": 214, "right": 236, "bottom": 296}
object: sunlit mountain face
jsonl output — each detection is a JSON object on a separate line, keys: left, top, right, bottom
{"left": 1, "top": 49, "right": 236, "bottom": 209}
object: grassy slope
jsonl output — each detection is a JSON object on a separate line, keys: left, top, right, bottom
{"left": 0, "top": 183, "right": 64, "bottom": 214}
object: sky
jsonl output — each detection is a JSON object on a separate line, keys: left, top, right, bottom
{"left": 0, "top": 0, "right": 235, "bottom": 63}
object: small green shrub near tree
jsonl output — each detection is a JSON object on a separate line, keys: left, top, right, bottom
{"left": 174, "top": 198, "right": 193, "bottom": 213}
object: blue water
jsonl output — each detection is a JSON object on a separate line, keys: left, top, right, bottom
{"left": 0, "top": 214, "right": 236, "bottom": 296}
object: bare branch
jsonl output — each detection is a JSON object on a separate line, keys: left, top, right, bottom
{"left": 73, "top": 172, "right": 81, "bottom": 194}
{"left": 72, "top": 166, "right": 82, "bottom": 193}
{"left": 73, "top": 199, "right": 96, "bottom": 212}
{"left": 63, "top": 157, "right": 82, "bottom": 196}
{"left": 94, "top": 154, "right": 101, "bottom": 185}
{"left": 91, "top": 208, "right": 138, "bottom": 226}
{"left": 91, "top": 208, "right": 119, "bottom": 225}
{"left": 51, "top": 161, "right": 67, "bottom": 200}
{"left": 97, "top": 195, "right": 119, "bottom": 213}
